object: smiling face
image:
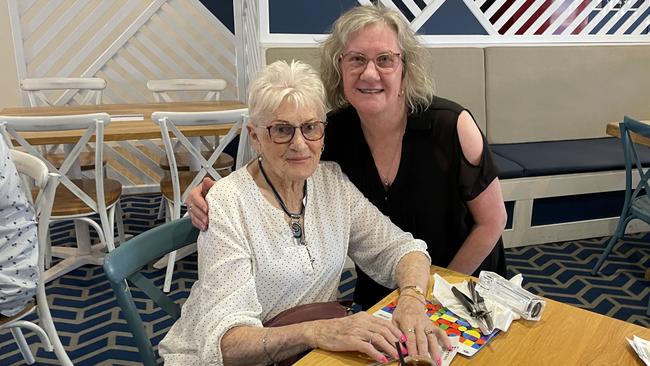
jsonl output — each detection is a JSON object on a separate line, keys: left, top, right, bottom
{"left": 341, "top": 23, "right": 405, "bottom": 118}
{"left": 248, "top": 99, "right": 324, "bottom": 184}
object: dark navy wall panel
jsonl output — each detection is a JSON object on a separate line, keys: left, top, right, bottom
{"left": 418, "top": 0, "right": 487, "bottom": 35}
{"left": 269, "top": 0, "right": 358, "bottom": 34}
{"left": 200, "top": 0, "right": 234, "bottom": 33}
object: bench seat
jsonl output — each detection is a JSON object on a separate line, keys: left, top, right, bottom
{"left": 492, "top": 137, "right": 650, "bottom": 178}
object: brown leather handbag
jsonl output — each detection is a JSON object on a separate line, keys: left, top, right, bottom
{"left": 263, "top": 301, "right": 351, "bottom": 365}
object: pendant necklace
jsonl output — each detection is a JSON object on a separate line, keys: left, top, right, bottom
{"left": 258, "top": 157, "right": 314, "bottom": 265}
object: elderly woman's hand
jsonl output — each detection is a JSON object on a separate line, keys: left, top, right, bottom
{"left": 309, "top": 311, "right": 407, "bottom": 363}
{"left": 392, "top": 296, "right": 450, "bottom": 366}
{"left": 185, "top": 177, "right": 214, "bottom": 231}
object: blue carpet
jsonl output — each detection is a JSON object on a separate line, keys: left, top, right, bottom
{"left": 1, "top": 194, "right": 648, "bottom": 365}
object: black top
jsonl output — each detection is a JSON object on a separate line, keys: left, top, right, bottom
{"left": 323, "top": 96, "right": 507, "bottom": 310}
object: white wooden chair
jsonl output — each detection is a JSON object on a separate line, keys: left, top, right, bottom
{"left": 0, "top": 149, "right": 72, "bottom": 365}
{"left": 152, "top": 108, "right": 248, "bottom": 292}
{"left": 0, "top": 113, "right": 123, "bottom": 282}
{"left": 146, "top": 78, "right": 233, "bottom": 219}
{"left": 20, "top": 77, "right": 107, "bottom": 172}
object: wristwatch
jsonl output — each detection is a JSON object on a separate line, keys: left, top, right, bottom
{"left": 399, "top": 285, "right": 425, "bottom": 297}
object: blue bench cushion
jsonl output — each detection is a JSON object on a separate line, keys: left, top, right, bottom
{"left": 492, "top": 152, "right": 525, "bottom": 179}
{"left": 491, "top": 137, "right": 650, "bottom": 177}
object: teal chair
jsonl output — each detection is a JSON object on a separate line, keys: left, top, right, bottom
{"left": 103, "top": 216, "right": 199, "bottom": 366}
{"left": 592, "top": 117, "right": 650, "bottom": 315}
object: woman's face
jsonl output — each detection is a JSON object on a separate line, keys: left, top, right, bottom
{"left": 249, "top": 99, "right": 324, "bottom": 183}
{"left": 340, "top": 23, "right": 404, "bottom": 117}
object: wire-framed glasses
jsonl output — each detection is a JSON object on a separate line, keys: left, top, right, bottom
{"left": 266, "top": 121, "right": 327, "bottom": 144}
{"left": 339, "top": 50, "right": 403, "bottom": 73}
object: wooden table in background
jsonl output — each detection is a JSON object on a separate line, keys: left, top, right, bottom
{"left": 296, "top": 266, "right": 650, "bottom": 366}
{"left": 0, "top": 101, "right": 246, "bottom": 282}
{"left": 0, "top": 100, "right": 246, "bottom": 145}
{"left": 606, "top": 120, "right": 650, "bottom": 147}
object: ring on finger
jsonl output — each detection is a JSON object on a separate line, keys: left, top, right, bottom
{"left": 407, "top": 328, "right": 416, "bottom": 333}
{"left": 424, "top": 329, "right": 434, "bottom": 335}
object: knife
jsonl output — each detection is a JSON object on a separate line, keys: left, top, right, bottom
{"left": 451, "top": 286, "right": 477, "bottom": 317}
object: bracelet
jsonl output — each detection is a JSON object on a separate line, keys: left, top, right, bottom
{"left": 262, "top": 330, "right": 276, "bottom": 364}
{"left": 398, "top": 292, "right": 427, "bottom": 307}
{"left": 400, "top": 285, "right": 425, "bottom": 298}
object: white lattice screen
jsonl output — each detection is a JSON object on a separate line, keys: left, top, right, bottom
{"left": 8, "top": 0, "right": 240, "bottom": 193}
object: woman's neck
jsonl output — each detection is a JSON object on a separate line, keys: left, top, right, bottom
{"left": 357, "top": 103, "right": 408, "bottom": 146}
{"left": 248, "top": 159, "right": 306, "bottom": 213}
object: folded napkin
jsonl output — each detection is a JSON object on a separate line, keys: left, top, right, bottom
{"left": 432, "top": 273, "right": 523, "bottom": 333}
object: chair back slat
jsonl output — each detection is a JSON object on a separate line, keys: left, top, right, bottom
{"left": 147, "top": 79, "right": 226, "bottom": 102}
{"left": 20, "top": 77, "right": 106, "bottom": 107}
{"left": 103, "top": 217, "right": 199, "bottom": 366}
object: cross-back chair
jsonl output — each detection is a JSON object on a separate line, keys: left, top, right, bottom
{"left": 1, "top": 149, "right": 72, "bottom": 365}
{"left": 0, "top": 113, "right": 123, "bottom": 281}
{"left": 591, "top": 116, "right": 650, "bottom": 315}
{"left": 103, "top": 216, "right": 199, "bottom": 366}
{"left": 147, "top": 79, "right": 234, "bottom": 219}
{"left": 20, "top": 77, "right": 107, "bottom": 173}
{"left": 151, "top": 108, "right": 248, "bottom": 292}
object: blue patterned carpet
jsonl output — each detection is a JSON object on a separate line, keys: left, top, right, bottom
{"left": 1, "top": 194, "right": 648, "bottom": 365}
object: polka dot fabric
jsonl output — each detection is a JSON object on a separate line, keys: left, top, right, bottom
{"left": 0, "top": 139, "right": 38, "bottom": 317}
{"left": 159, "top": 162, "right": 428, "bottom": 365}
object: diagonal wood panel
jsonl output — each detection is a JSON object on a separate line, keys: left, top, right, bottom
{"left": 9, "top": 0, "right": 239, "bottom": 194}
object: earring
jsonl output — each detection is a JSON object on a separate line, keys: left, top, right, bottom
{"left": 398, "top": 89, "right": 405, "bottom": 97}
{"left": 321, "top": 144, "right": 325, "bottom": 152}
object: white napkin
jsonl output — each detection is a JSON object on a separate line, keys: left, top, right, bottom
{"left": 628, "top": 335, "right": 650, "bottom": 366}
{"left": 432, "top": 273, "right": 520, "bottom": 333}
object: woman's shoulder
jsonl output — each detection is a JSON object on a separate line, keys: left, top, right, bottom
{"left": 205, "top": 167, "right": 253, "bottom": 204}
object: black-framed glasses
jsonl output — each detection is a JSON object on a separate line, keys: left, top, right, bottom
{"left": 339, "top": 50, "right": 403, "bottom": 73}
{"left": 265, "top": 121, "right": 327, "bottom": 144}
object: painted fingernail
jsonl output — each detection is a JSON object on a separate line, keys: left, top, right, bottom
{"left": 437, "top": 356, "right": 442, "bottom": 366}
{"left": 402, "top": 347, "right": 408, "bottom": 355}
{"left": 448, "top": 345, "right": 453, "bottom": 351}
{"left": 381, "top": 356, "right": 388, "bottom": 363}
{"left": 400, "top": 335, "right": 407, "bottom": 342}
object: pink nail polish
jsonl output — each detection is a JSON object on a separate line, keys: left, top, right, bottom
{"left": 381, "top": 356, "right": 388, "bottom": 363}
{"left": 400, "top": 335, "right": 407, "bottom": 342}
{"left": 448, "top": 345, "right": 453, "bottom": 351}
{"left": 437, "top": 356, "right": 442, "bottom": 366}
{"left": 402, "top": 347, "right": 408, "bottom": 356}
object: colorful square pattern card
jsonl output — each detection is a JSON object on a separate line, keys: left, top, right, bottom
{"left": 373, "top": 300, "right": 499, "bottom": 357}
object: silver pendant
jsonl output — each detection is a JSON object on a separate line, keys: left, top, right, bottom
{"left": 290, "top": 221, "right": 302, "bottom": 239}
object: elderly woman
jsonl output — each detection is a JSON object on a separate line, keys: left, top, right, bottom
{"left": 187, "top": 4, "right": 507, "bottom": 311}
{"left": 158, "top": 60, "right": 450, "bottom": 366}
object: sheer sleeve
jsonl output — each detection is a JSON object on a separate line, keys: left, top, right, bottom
{"left": 458, "top": 118, "right": 499, "bottom": 201}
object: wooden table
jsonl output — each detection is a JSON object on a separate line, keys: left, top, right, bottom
{"left": 606, "top": 120, "right": 650, "bottom": 147}
{"left": 0, "top": 101, "right": 246, "bottom": 282}
{"left": 296, "top": 266, "right": 650, "bottom": 365}
{"left": 0, "top": 100, "right": 246, "bottom": 145}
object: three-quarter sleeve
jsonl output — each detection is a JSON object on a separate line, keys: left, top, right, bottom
{"left": 160, "top": 189, "right": 263, "bottom": 365}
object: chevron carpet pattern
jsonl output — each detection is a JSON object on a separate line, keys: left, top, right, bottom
{"left": 1, "top": 194, "right": 648, "bottom": 365}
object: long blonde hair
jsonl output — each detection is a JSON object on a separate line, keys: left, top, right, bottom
{"left": 320, "top": 5, "right": 434, "bottom": 113}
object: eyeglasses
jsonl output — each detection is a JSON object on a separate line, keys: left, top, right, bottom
{"left": 265, "top": 121, "right": 327, "bottom": 144}
{"left": 339, "top": 50, "right": 403, "bottom": 73}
